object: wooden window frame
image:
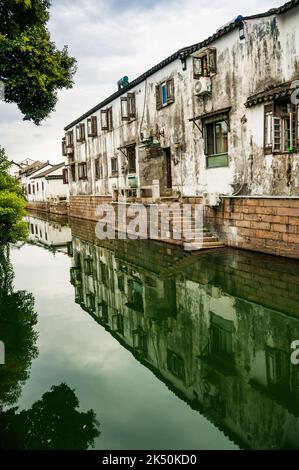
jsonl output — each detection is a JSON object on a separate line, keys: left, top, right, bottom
{"left": 193, "top": 48, "right": 217, "bottom": 79}
{"left": 264, "top": 101, "right": 299, "bottom": 155}
{"left": 87, "top": 116, "right": 98, "bottom": 137}
{"left": 203, "top": 114, "right": 229, "bottom": 168}
{"left": 66, "top": 130, "right": 74, "bottom": 146}
{"left": 62, "top": 138, "right": 67, "bottom": 156}
{"left": 127, "top": 144, "right": 136, "bottom": 174}
{"left": 70, "top": 164, "right": 76, "bottom": 182}
{"left": 156, "top": 78, "right": 175, "bottom": 110}
{"left": 101, "top": 108, "right": 113, "bottom": 131}
{"left": 62, "top": 168, "right": 69, "bottom": 184}
{"left": 78, "top": 162, "right": 88, "bottom": 180}
{"left": 95, "top": 157, "right": 103, "bottom": 180}
{"left": 121, "top": 93, "right": 136, "bottom": 121}
{"left": 76, "top": 123, "right": 86, "bottom": 143}
{"left": 111, "top": 156, "right": 118, "bottom": 175}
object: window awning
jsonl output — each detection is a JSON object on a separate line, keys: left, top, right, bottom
{"left": 245, "top": 80, "right": 296, "bottom": 108}
{"left": 189, "top": 107, "right": 231, "bottom": 134}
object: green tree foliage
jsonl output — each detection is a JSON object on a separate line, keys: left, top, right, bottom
{"left": 0, "top": 244, "right": 38, "bottom": 405}
{"left": 0, "top": 383, "right": 101, "bottom": 449}
{"left": 0, "top": 147, "right": 28, "bottom": 244}
{"left": 0, "top": 0, "right": 77, "bottom": 124}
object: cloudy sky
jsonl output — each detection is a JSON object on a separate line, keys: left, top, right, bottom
{"left": 0, "top": 0, "right": 284, "bottom": 164}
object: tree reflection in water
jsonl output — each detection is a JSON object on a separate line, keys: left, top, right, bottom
{"left": 0, "top": 383, "right": 101, "bottom": 450}
{"left": 0, "top": 245, "right": 101, "bottom": 450}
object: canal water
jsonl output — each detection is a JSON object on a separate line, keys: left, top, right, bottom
{"left": 1, "top": 212, "right": 299, "bottom": 450}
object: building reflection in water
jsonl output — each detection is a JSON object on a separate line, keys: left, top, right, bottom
{"left": 26, "top": 214, "right": 72, "bottom": 254}
{"left": 39, "top": 215, "right": 299, "bottom": 449}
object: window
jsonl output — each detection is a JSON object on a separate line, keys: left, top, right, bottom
{"left": 127, "top": 145, "right": 136, "bottom": 173}
{"left": 167, "top": 350, "right": 185, "bottom": 381}
{"left": 32, "top": 185, "right": 35, "bottom": 195}
{"left": 210, "top": 314, "right": 234, "bottom": 358}
{"left": 28, "top": 184, "right": 31, "bottom": 195}
{"left": 99, "top": 262, "right": 109, "bottom": 287}
{"left": 84, "top": 258, "right": 93, "bottom": 276}
{"left": 193, "top": 48, "right": 217, "bottom": 79}
{"left": 204, "top": 116, "right": 229, "bottom": 168}
{"left": 101, "top": 107, "right": 113, "bottom": 131}
{"left": 87, "top": 116, "right": 98, "bottom": 137}
{"left": 62, "top": 138, "right": 67, "bottom": 156}
{"left": 30, "top": 223, "right": 34, "bottom": 234}
{"left": 117, "top": 274, "right": 125, "bottom": 292}
{"left": 156, "top": 79, "right": 174, "bottom": 110}
{"left": 62, "top": 168, "right": 69, "bottom": 184}
{"left": 78, "top": 162, "right": 87, "bottom": 180}
{"left": 99, "top": 301, "right": 108, "bottom": 323}
{"left": 95, "top": 157, "right": 103, "bottom": 180}
{"left": 121, "top": 93, "right": 136, "bottom": 121}
{"left": 264, "top": 101, "right": 299, "bottom": 154}
{"left": 132, "top": 329, "right": 147, "bottom": 354}
{"left": 70, "top": 164, "right": 76, "bottom": 182}
{"left": 86, "top": 293, "right": 96, "bottom": 312}
{"left": 42, "top": 181, "right": 44, "bottom": 191}
{"left": 76, "top": 123, "right": 86, "bottom": 142}
{"left": 66, "top": 130, "right": 74, "bottom": 146}
{"left": 112, "top": 314, "right": 124, "bottom": 335}
{"left": 36, "top": 183, "right": 39, "bottom": 192}
{"left": 111, "top": 156, "right": 118, "bottom": 175}
{"left": 266, "top": 347, "right": 289, "bottom": 385}
{"left": 126, "top": 279, "right": 143, "bottom": 312}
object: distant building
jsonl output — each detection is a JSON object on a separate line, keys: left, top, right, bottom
{"left": 8, "top": 161, "right": 21, "bottom": 179}
{"left": 28, "top": 163, "right": 69, "bottom": 203}
{"left": 22, "top": 162, "right": 53, "bottom": 197}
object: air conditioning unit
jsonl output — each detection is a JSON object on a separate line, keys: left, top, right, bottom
{"left": 194, "top": 77, "right": 212, "bottom": 96}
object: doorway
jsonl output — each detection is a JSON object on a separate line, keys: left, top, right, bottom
{"left": 161, "top": 147, "right": 172, "bottom": 195}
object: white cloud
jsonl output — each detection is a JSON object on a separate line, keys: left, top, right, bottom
{"left": 0, "top": 0, "right": 284, "bottom": 163}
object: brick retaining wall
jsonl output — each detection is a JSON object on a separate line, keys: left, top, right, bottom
{"left": 69, "top": 195, "right": 299, "bottom": 259}
{"left": 69, "top": 195, "right": 113, "bottom": 221}
{"left": 26, "top": 201, "right": 69, "bottom": 216}
{"left": 205, "top": 197, "right": 299, "bottom": 259}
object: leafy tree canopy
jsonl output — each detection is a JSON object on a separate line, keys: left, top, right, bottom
{"left": 0, "top": 0, "right": 77, "bottom": 124}
{"left": 0, "top": 148, "right": 28, "bottom": 243}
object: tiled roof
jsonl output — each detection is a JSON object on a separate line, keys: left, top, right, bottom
{"left": 31, "top": 163, "right": 64, "bottom": 179}
{"left": 245, "top": 81, "right": 295, "bottom": 107}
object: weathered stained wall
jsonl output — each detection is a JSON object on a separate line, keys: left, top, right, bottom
{"left": 191, "top": 8, "right": 299, "bottom": 196}
{"left": 67, "top": 59, "right": 195, "bottom": 198}
{"left": 65, "top": 4, "right": 299, "bottom": 203}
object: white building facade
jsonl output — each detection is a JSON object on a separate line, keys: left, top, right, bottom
{"left": 27, "top": 163, "right": 69, "bottom": 203}
{"left": 63, "top": 1, "right": 299, "bottom": 201}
